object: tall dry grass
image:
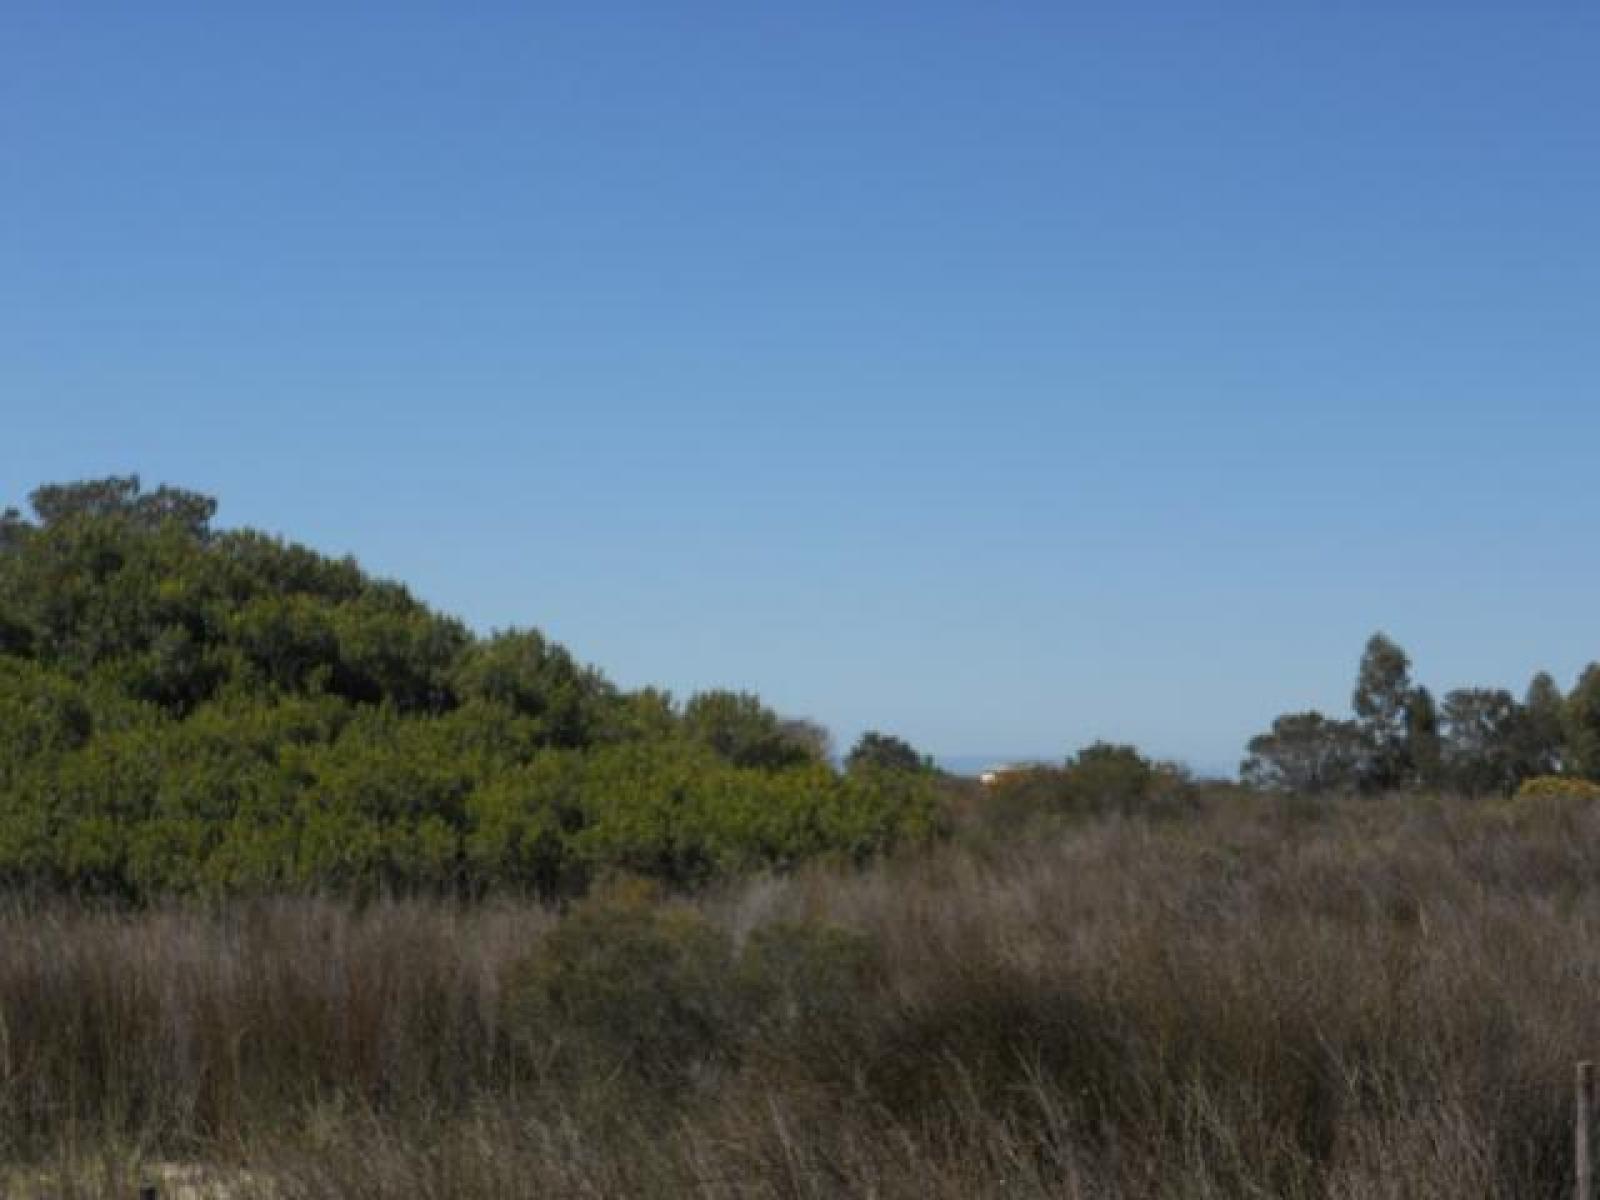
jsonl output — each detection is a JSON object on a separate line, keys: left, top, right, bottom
{"left": 5, "top": 787, "right": 1600, "bottom": 1196}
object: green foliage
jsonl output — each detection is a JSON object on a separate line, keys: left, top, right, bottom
{"left": 464, "top": 751, "right": 586, "bottom": 895}
{"left": 451, "top": 628, "right": 615, "bottom": 748}
{"left": 974, "top": 765, "right": 1065, "bottom": 834}
{"left": 1246, "top": 636, "right": 1586, "bottom": 799}
{"left": 0, "top": 477, "right": 940, "bottom": 900}
{"left": 737, "top": 920, "right": 881, "bottom": 1054}
{"left": 570, "top": 743, "right": 938, "bottom": 885}
{"left": 845, "top": 730, "right": 926, "bottom": 775}
{"left": 1352, "top": 632, "right": 1418, "bottom": 789}
{"left": 1439, "top": 687, "right": 1523, "bottom": 796}
{"left": 28, "top": 475, "right": 216, "bottom": 537}
{"left": 1404, "top": 685, "right": 1443, "bottom": 789}
{"left": 229, "top": 593, "right": 340, "bottom": 693}
{"left": 1241, "top": 712, "right": 1364, "bottom": 794}
{"left": 0, "top": 658, "right": 92, "bottom": 777}
{"left": 682, "top": 690, "right": 825, "bottom": 770}
{"left": 1564, "top": 664, "right": 1600, "bottom": 781}
{"left": 1521, "top": 672, "right": 1567, "bottom": 777}
{"left": 506, "top": 883, "right": 739, "bottom": 1090}
{"left": 1065, "top": 741, "right": 1156, "bottom": 808}
{"left": 976, "top": 743, "right": 1187, "bottom": 834}
{"left": 327, "top": 592, "right": 468, "bottom": 712}
{"left": 505, "top": 884, "right": 884, "bottom": 1096}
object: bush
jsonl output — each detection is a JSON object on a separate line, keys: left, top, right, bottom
{"left": 737, "top": 920, "right": 881, "bottom": 1060}
{"left": 1490, "top": 774, "right": 1600, "bottom": 836}
{"left": 0, "top": 477, "right": 950, "bottom": 901}
{"left": 505, "top": 882, "right": 738, "bottom": 1092}
{"left": 1513, "top": 775, "right": 1600, "bottom": 803}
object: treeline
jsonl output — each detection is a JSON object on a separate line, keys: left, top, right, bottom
{"left": 962, "top": 741, "right": 1197, "bottom": 835}
{"left": 1242, "top": 632, "right": 1590, "bottom": 795}
{"left": 0, "top": 478, "right": 940, "bottom": 900}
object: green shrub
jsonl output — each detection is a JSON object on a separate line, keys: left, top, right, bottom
{"left": 737, "top": 920, "right": 880, "bottom": 1064}
{"left": 505, "top": 882, "right": 738, "bottom": 1092}
{"left": 0, "top": 477, "right": 947, "bottom": 901}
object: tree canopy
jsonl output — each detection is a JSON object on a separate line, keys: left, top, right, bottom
{"left": 1244, "top": 634, "right": 1597, "bottom": 798}
{"left": 845, "top": 731, "right": 928, "bottom": 775}
{"left": 0, "top": 477, "right": 941, "bottom": 901}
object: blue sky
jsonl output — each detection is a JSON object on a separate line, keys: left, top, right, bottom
{"left": 5, "top": 3, "right": 1598, "bottom": 774}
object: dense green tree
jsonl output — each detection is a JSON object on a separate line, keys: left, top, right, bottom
{"left": 451, "top": 628, "right": 615, "bottom": 748}
{"left": 1352, "top": 633, "right": 1417, "bottom": 790}
{"left": 777, "top": 718, "right": 832, "bottom": 764}
{"left": 1241, "top": 712, "right": 1364, "bottom": 794}
{"left": 230, "top": 594, "right": 340, "bottom": 693}
{"left": 1439, "top": 688, "right": 1522, "bottom": 795}
{"left": 211, "top": 529, "right": 369, "bottom": 604}
{"left": 0, "top": 659, "right": 92, "bottom": 785}
{"left": 464, "top": 751, "right": 587, "bottom": 895}
{"left": 1404, "top": 686, "right": 1443, "bottom": 789}
{"left": 0, "top": 507, "right": 28, "bottom": 554}
{"left": 1065, "top": 742, "right": 1155, "bottom": 808}
{"left": 28, "top": 476, "right": 217, "bottom": 538}
{"left": 1519, "top": 672, "right": 1567, "bottom": 777}
{"left": 328, "top": 593, "right": 468, "bottom": 713}
{"left": 608, "top": 687, "right": 679, "bottom": 743}
{"left": 1564, "top": 665, "right": 1600, "bottom": 781}
{"left": 0, "top": 476, "right": 940, "bottom": 900}
{"left": 1247, "top": 638, "right": 1583, "bottom": 798}
{"left": 682, "top": 691, "right": 823, "bottom": 770}
{"left": 846, "top": 731, "right": 926, "bottom": 775}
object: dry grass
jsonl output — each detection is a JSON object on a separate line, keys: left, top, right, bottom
{"left": 4, "top": 789, "right": 1600, "bottom": 1196}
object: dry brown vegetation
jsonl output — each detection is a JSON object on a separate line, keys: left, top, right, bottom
{"left": 5, "top": 786, "right": 1600, "bottom": 1197}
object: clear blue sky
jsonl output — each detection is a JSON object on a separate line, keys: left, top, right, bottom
{"left": 5, "top": 4, "right": 1597, "bottom": 774}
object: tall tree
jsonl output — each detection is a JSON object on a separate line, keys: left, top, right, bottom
{"left": 1439, "top": 688, "right": 1522, "bottom": 795}
{"left": 1352, "top": 633, "right": 1416, "bottom": 790}
{"left": 1405, "top": 686, "right": 1443, "bottom": 790}
{"left": 1564, "top": 665, "right": 1600, "bottom": 781}
{"left": 1518, "top": 671, "right": 1566, "bottom": 777}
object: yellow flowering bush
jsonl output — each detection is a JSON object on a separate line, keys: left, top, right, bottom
{"left": 1489, "top": 775, "right": 1600, "bottom": 834}
{"left": 1513, "top": 775, "right": 1600, "bottom": 803}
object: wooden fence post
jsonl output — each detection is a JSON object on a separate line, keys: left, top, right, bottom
{"left": 1578, "top": 1061, "right": 1595, "bottom": 1200}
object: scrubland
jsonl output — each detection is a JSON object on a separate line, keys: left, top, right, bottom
{"left": 6, "top": 785, "right": 1600, "bottom": 1198}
